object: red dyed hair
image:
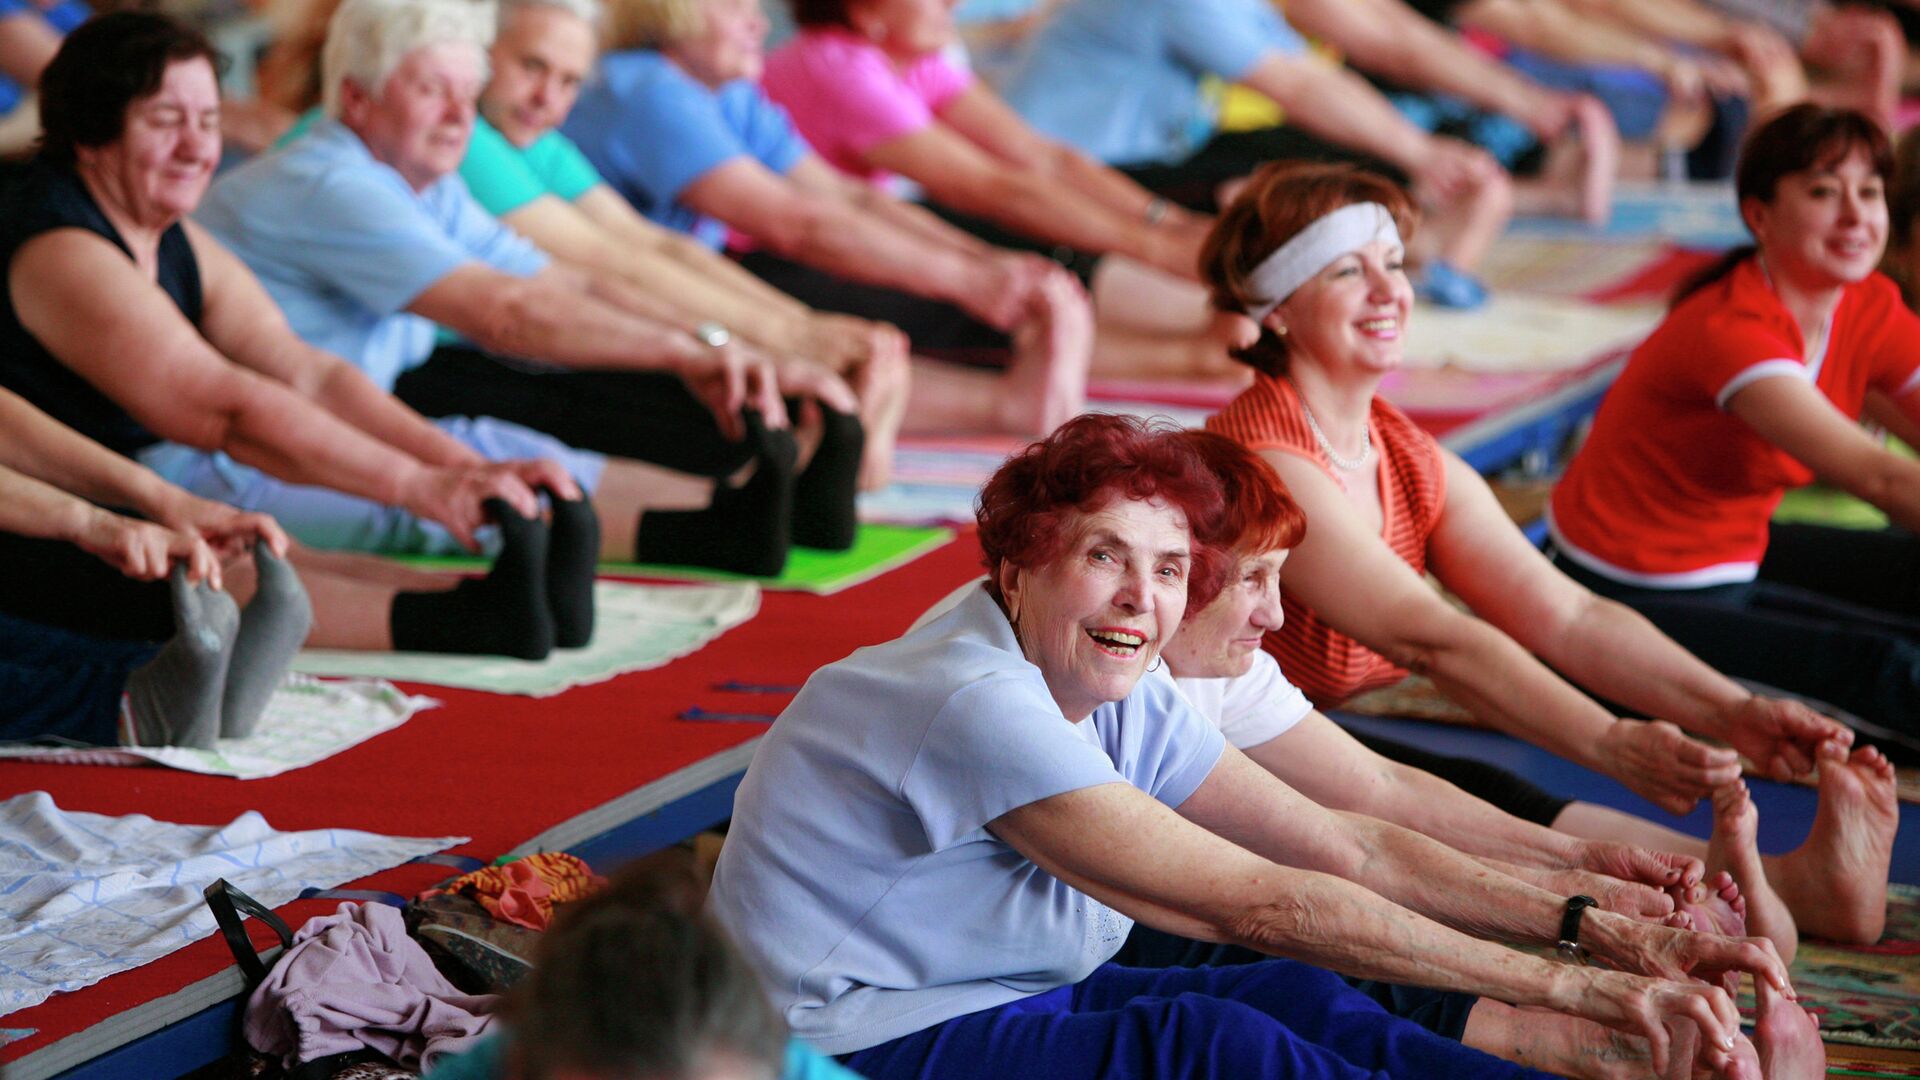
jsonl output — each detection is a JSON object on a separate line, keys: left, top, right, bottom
{"left": 1177, "top": 431, "right": 1306, "bottom": 556}
{"left": 977, "top": 415, "right": 1231, "bottom": 616}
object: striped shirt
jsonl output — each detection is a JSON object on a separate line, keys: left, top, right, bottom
{"left": 1207, "top": 372, "right": 1448, "bottom": 705}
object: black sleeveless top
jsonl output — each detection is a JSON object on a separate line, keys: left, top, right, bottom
{"left": 0, "top": 161, "right": 204, "bottom": 456}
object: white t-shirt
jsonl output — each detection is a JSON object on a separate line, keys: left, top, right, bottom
{"left": 1174, "top": 650, "right": 1313, "bottom": 750}
{"left": 707, "top": 582, "right": 1226, "bottom": 1055}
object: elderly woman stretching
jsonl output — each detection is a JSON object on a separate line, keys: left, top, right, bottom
{"left": 1128, "top": 432, "right": 1826, "bottom": 1078}
{"left": 708, "top": 413, "right": 1788, "bottom": 1080}
{"left": 1198, "top": 160, "right": 1898, "bottom": 955}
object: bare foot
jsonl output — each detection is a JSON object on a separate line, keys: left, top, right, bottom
{"left": 1706, "top": 780, "right": 1798, "bottom": 965}
{"left": 1670, "top": 869, "right": 1748, "bottom": 999}
{"left": 855, "top": 349, "right": 910, "bottom": 491}
{"left": 1002, "top": 269, "right": 1091, "bottom": 434}
{"left": 1571, "top": 95, "right": 1619, "bottom": 227}
{"left": 1753, "top": 975, "right": 1824, "bottom": 1078}
{"left": 1772, "top": 742, "right": 1899, "bottom": 943}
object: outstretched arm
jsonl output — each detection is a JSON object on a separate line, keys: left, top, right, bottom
{"left": 993, "top": 772, "right": 1772, "bottom": 1074}
{"left": 1427, "top": 451, "right": 1848, "bottom": 781}
{"left": 1243, "top": 712, "right": 1697, "bottom": 895}
{"left": 1263, "top": 448, "right": 1740, "bottom": 814}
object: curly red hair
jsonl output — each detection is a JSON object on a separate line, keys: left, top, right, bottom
{"left": 1176, "top": 431, "right": 1306, "bottom": 557}
{"left": 977, "top": 415, "right": 1231, "bottom": 617}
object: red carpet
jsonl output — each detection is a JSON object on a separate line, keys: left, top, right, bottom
{"left": 0, "top": 532, "right": 989, "bottom": 1070}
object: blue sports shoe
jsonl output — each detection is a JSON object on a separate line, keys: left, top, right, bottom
{"left": 1416, "top": 260, "right": 1491, "bottom": 310}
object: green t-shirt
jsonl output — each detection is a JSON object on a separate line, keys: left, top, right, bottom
{"left": 460, "top": 117, "right": 604, "bottom": 215}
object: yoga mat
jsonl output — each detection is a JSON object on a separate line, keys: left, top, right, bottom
{"left": 1740, "top": 885, "right": 1920, "bottom": 1051}
{"left": 1478, "top": 236, "right": 1671, "bottom": 298}
{"left": 1402, "top": 293, "right": 1663, "bottom": 375}
{"left": 0, "top": 676, "right": 435, "bottom": 780}
{"left": 294, "top": 580, "right": 760, "bottom": 697}
{"left": 1508, "top": 180, "right": 1750, "bottom": 249}
{"left": 0, "top": 790, "right": 462, "bottom": 1016}
{"left": 1828, "top": 1048, "right": 1920, "bottom": 1077}
{"left": 404, "top": 524, "right": 953, "bottom": 596}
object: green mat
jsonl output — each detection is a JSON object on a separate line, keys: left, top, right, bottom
{"left": 400, "top": 523, "right": 954, "bottom": 596}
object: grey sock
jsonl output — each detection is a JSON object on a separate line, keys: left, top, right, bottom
{"left": 125, "top": 568, "right": 239, "bottom": 749}
{"left": 222, "top": 546, "right": 313, "bottom": 740}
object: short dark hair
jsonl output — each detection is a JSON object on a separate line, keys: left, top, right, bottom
{"left": 508, "top": 861, "right": 787, "bottom": 1080}
{"left": 38, "top": 11, "right": 223, "bottom": 168}
{"left": 1674, "top": 104, "right": 1894, "bottom": 304}
{"left": 786, "top": 0, "right": 852, "bottom": 29}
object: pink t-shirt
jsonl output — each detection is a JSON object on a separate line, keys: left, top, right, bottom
{"left": 761, "top": 28, "right": 973, "bottom": 189}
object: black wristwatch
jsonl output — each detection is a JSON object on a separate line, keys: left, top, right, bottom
{"left": 1557, "top": 894, "right": 1597, "bottom": 965}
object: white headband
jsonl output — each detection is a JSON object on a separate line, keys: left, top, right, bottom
{"left": 1245, "top": 202, "right": 1401, "bottom": 320}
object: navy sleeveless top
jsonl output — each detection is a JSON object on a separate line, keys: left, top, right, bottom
{"left": 0, "top": 162, "right": 203, "bottom": 456}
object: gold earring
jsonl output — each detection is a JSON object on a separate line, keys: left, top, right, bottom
{"left": 1274, "top": 324, "right": 1288, "bottom": 337}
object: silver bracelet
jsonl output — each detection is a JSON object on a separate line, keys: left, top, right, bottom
{"left": 1143, "top": 197, "right": 1170, "bottom": 226}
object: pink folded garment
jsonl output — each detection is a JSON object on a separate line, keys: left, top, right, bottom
{"left": 244, "top": 901, "right": 499, "bottom": 1071}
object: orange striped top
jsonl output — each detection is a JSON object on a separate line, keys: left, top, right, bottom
{"left": 1206, "top": 372, "right": 1449, "bottom": 706}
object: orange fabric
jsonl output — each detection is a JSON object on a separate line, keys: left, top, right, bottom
{"left": 1550, "top": 260, "right": 1920, "bottom": 583}
{"left": 430, "top": 852, "right": 605, "bottom": 931}
{"left": 1207, "top": 372, "right": 1448, "bottom": 705}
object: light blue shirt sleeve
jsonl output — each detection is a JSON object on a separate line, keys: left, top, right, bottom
{"left": 727, "top": 82, "right": 810, "bottom": 176}
{"left": 605, "top": 66, "right": 764, "bottom": 205}
{"left": 264, "top": 163, "right": 478, "bottom": 317}
{"left": 1165, "top": 0, "right": 1306, "bottom": 81}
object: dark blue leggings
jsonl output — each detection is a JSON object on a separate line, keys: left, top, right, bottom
{"left": 840, "top": 961, "right": 1551, "bottom": 1080}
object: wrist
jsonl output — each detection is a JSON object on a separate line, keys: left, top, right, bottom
{"left": 59, "top": 500, "right": 107, "bottom": 546}
{"left": 389, "top": 460, "right": 430, "bottom": 509}
{"left": 1576, "top": 907, "right": 1633, "bottom": 967}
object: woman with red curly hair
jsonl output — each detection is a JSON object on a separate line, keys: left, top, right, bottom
{"left": 706, "top": 413, "right": 1785, "bottom": 1080}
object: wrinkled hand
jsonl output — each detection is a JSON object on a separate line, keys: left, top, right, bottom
{"left": 1696, "top": 54, "right": 1752, "bottom": 97}
{"left": 1575, "top": 968, "right": 1746, "bottom": 1077}
{"left": 1410, "top": 136, "right": 1503, "bottom": 202}
{"left": 1575, "top": 837, "right": 1704, "bottom": 893}
{"left": 803, "top": 313, "right": 910, "bottom": 380}
{"left": 963, "top": 252, "right": 1054, "bottom": 332}
{"left": 75, "top": 508, "right": 221, "bottom": 587}
{"left": 1595, "top": 718, "right": 1742, "bottom": 815}
{"left": 398, "top": 462, "right": 549, "bottom": 551}
{"left": 1716, "top": 694, "right": 1853, "bottom": 780}
{"left": 773, "top": 355, "right": 859, "bottom": 415}
{"left": 674, "top": 338, "right": 789, "bottom": 441}
{"left": 1539, "top": 865, "right": 1676, "bottom": 919}
{"left": 158, "top": 492, "right": 289, "bottom": 560}
{"left": 1595, "top": 912, "right": 1791, "bottom": 994}
{"left": 1521, "top": 91, "right": 1582, "bottom": 142}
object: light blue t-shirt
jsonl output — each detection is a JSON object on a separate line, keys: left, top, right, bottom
{"left": 707, "top": 583, "right": 1226, "bottom": 1055}
{"left": 999, "top": 0, "right": 1306, "bottom": 166}
{"left": 560, "top": 50, "right": 810, "bottom": 250}
{"left": 193, "top": 119, "right": 550, "bottom": 392}
{"left": 423, "top": 1031, "right": 863, "bottom": 1080}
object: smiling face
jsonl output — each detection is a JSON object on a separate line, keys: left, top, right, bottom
{"left": 666, "top": 0, "right": 767, "bottom": 87}
{"left": 999, "top": 497, "right": 1193, "bottom": 722}
{"left": 78, "top": 57, "right": 222, "bottom": 226}
{"left": 1161, "top": 548, "right": 1287, "bottom": 680}
{"left": 1270, "top": 238, "right": 1411, "bottom": 377}
{"left": 848, "top": 0, "right": 956, "bottom": 60}
{"left": 342, "top": 41, "right": 485, "bottom": 191}
{"left": 1745, "top": 144, "right": 1889, "bottom": 290}
{"left": 485, "top": 4, "right": 596, "bottom": 147}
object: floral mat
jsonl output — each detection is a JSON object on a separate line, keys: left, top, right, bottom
{"left": 1751, "top": 884, "right": 1920, "bottom": 1052}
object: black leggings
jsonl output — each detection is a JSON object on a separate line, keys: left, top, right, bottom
{"left": 1346, "top": 726, "right": 1574, "bottom": 826}
{"left": 730, "top": 250, "right": 1012, "bottom": 366}
{"left": 0, "top": 530, "right": 172, "bottom": 642}
{"left": 1117, "top": 127, "right": 1406, "bottom": 214}
{"left": 1552, "top": 522, "right": 1920, "bottom": 751}
{"left": 394, "top": 348, "right": 756, "bottom": 479}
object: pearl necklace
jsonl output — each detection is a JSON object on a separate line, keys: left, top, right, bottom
{"left": 1298, "top": 387, "right": 1374, "bottom": 473}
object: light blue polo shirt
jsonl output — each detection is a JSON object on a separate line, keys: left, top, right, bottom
{"left": 998, "top": 0, "right": 1306, "bottom": 166}
{"left": 707, "top": 582, "right": 1226, "bottom": 1055}
{"left": 193, "top": 119, "right": 550, "bottom": 392}
{"left": 560, "top": 50, "right": 810, "bottom": 249}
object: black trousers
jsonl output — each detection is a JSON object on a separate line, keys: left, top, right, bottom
{"left": 394, "top": 348, "right": 756, "bottom": 479}
{"left": 0, "top": 530, "right": 172, "bottom": 641}
{"left": 1117, "top": 127, "right": 1406, "bottom": 214}
{"left": 730, "top": 250, "right": 1012, "bottom": 366}
{"left": 1552, "top": 522, "right": 1920, "bottom": 751}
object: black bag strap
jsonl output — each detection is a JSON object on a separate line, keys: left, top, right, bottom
{"left": 204, "top": 878, "right": 294, "bottom": 988}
